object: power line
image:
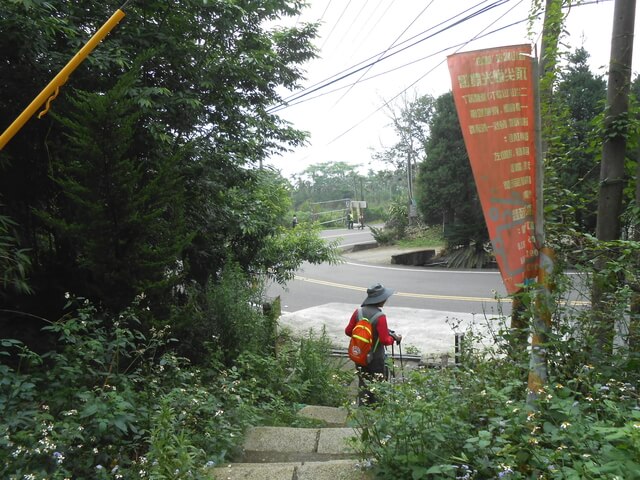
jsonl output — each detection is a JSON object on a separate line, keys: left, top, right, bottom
{"left": 327, "top": 0, "right": 526, "bottom": 145}
{"left": 318, "top": 0, "right": 333, "bottom": 23}
{"left": 274, "top": 0, "right": 616, "bottom": 173}
{"left": 325, "top": 0, "right": 615, "bottom": 145}
{"left": 268, "top": 0, "right": 509, "bottom": 113}
{"left": 331, "top": 0, "right": 436, "bottom": 108}
{"left": 333, "top": 0, "right": 370, "bottom": 53}
{"left": 272, "top": 0, "right": 503, "bottom": 111}
{"left": 277, "top": 0, "right": 614, "bottom": 113}
{"left": 272, "top": 0, "right": 502, "bottom": 112}
{"left": 348, "top": 0, "right": 386, "bottom": 54}
{"left": 319, "top": 0, "right": 353, "bottom": 51}
{"left": 280, "top": 18, "right": 530, "bottom": 111}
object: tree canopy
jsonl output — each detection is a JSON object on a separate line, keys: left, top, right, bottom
{"left": 415, "top": 92, "right": 487, "bottom": 249}
{"left": 0, "top": 0, "right": 337, "bottom": 353}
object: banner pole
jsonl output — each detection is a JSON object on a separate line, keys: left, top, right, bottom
{"left": 527, "top": 53, "right": 553, "bottom": 407}
{"left": 0, "top": 9, "right": 126, "bottom": 151}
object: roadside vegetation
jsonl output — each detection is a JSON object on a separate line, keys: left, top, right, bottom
{"left": 351, "top": 278, "right": 640, "bottom": 478}
{"left": 287, "top": 3, "right": 640, "bottom": 479}
{"left": 2, "top": 0, "right": 640, "bottom": 479}
{"left": 1, "top": 291, "right": 352, "bottom": 478}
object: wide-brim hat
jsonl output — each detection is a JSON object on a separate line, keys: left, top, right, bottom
{"left": 361, "top": 283, "right": 394, "bottom": 306}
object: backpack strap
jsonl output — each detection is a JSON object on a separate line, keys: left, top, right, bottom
{"left": 369, "top": 310, "right": 384, "bottom": 324}
{"left": 366, "top": 309, "right": 384, "bottom": 353}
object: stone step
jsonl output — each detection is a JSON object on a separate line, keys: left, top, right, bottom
{"left": 209, "top": 459, "right": 372, "bottom": 480}
{"left": 296, "top": 405, "right": 349, "bottom": 427}
{"left": 238, "top": 426, "right": 357, "bottom": 463}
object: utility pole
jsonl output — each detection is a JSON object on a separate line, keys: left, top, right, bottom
{"left": 407, "top": 145, "right": 417, "bottom": 224}
{"left": 596, "top": 0, "right": 636, "bottom": 242}
{"left": 592, "top": 0, "right": 637, "bottom": 357}
{"left": 407, "top": 149, "right": 413, "bottom": 201}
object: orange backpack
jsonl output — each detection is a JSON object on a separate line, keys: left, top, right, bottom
{"left": 348, "top": 308, "right": 383, "bottom": 366}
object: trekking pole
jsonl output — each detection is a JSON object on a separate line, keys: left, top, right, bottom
{"left": 390, "top": 343, "right": 396, "bottom": 380}
{"left": 398, "top": 341, "right": 405, "bottom": 381}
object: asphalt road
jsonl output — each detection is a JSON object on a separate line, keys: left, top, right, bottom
{"left": 268, "top": 227, "right": 511, "bottom": 317}
{"left": 267, "top": 227, "right": 592, "bottom": 355}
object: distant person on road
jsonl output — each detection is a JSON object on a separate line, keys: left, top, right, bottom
{"left": 345, "top": 283, "right": 402, "bottom": 405}
{"left": 347, "top": 212, "right": 354, "bottom": 229}
{"left": 358, "top": 213, "right": 365, "bottom": 230}
{"left": 291, "top": 215, "right": 298, "bottom": 228}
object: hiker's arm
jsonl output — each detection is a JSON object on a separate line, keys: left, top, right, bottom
{"left": 345, "top": 309, "right": 358, "bottom": 336}
{"left": 375, "top": 315, "right": 396, "bottom": 345}
{"left": 389, "top": 330, "right": 402, "bottom": 344}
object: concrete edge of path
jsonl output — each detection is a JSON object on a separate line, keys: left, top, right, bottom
{"left": 278, "top": 302, "right": 506, "bottom": 358}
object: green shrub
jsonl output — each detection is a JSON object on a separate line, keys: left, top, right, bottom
{"left": 285, "top": 328, "right": 351, "bottom": 406}
{"left": 351, "top": 300, "right": 640, "bottom": 479}
{"left": 369, "top": 225, "right": 397, "bottom": 245}
{"left": 397, "top": 223, "right": 445, "bottom": 249}
{"left": 1, "top": 297, "right": 353, "bottom": 477}
{"left": 169, "top": 261, "right": 276, "bottom": 366}
{"left": 232, "top": 328, "right": 351, "bottom": 419}
{"left": 0, "top": 302, "right": 250, "bottom": 478}
{"left": 0, "top": 212, "right": 32, "bottom": 296}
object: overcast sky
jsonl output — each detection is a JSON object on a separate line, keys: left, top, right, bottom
{"left": 265, "top": 0, "right": 638, "bottom": 180}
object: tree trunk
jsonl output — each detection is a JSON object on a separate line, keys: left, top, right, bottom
{"left": 630, "top": 151, "right": 640, "bottom": 353}
{"left": 592, "top": 0, "right": 636, "bottom": 358}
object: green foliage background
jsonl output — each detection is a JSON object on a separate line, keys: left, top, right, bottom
{"left": 0, "top": 1, "right": 346, "bottom": 476}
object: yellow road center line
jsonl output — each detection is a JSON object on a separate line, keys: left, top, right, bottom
{"left": 293, "top": 275, "right": 591, "bottom": 306}
{"left": 294, "top": 275, "right": 504, "bottom": 302}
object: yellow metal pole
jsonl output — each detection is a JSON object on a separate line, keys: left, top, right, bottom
{"left": 0, "top": 9, "right": 126, "bottom": 151}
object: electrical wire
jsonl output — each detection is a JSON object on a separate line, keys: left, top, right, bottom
{"left": 327, "top": 0, "right": 525, "bottom": 145}
{"left": 293, "top": 0, "right": 613, "bottom": 112}
{"left": 281, "top": 17, "right": 530, "bottom": 111}
{"left": 319, "top": 0, "right": 353, "bottom": 51}
{"left": 274, "top": 0, "right": 615, "bottom": 170}
{"left": 333, "top": 0, "right": 370, "bottom": 52}
{"left": 348, "top": 0, "right": 386, "bottom": 54}
{"left": 268, "top": 0, "right": 510, "bottom": 113}
{"left": 331, "top": 0, "right": 436, "bottom": 108}
{"left": 270, "top": 0, "right": 496, "bottom": 112}
{"left": 318, "top": 0, "right": 333, "bottom": 23}
{"left": 325, "top": 0, "right": 615, "bottom": 144}
{"left": 272, "top": 0, "right": 502, "bottom": 111}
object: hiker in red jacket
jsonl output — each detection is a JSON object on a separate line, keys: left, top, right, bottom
{"left": 345, "top": 283, "right": 402, "bottom": 405}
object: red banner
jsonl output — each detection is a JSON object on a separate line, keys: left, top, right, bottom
{"left": 448, "top": 44, "right": 538, "bottom": 294}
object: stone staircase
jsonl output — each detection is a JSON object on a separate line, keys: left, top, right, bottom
{"left": 209, "top": 405, "right": 372, "bottom": 480}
